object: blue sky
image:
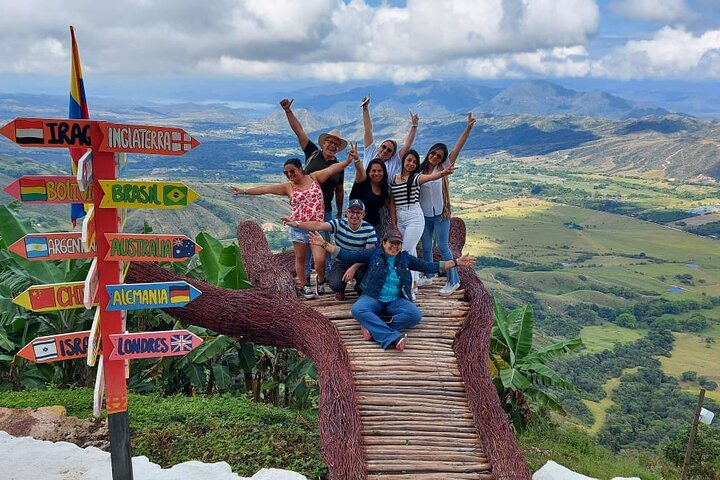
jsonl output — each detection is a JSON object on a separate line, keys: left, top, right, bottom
{"left": 0, "top": 0, "right": 718, "bottom": 100}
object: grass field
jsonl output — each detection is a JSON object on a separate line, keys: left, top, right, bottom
{"left": 580, "top": 324, "right": 647, "bottom": 354}
{"left": 658, "top": 331, "right": 720, "bottom": 383}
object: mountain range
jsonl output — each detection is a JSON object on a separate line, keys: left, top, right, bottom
{"left": 0, "top": 80, "right": 718, "bottom": 182}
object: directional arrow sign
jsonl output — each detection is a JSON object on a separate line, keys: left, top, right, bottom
{"left": 83, "top": 259, "right": 99, "bottom": 309}
{"left": 0, "top": 118, "right": 93, "bottom": 148}
{"left": 97, "top": 122, "right": 199, "bottom": 156}
{"left": 13, "top": 281, "right": 96, "bottom": 312}
{"left": 87, "top": 308, "right": 102, "bottom": 367}
{"left": 17, "top": 330, "right": 90, "bottom": 363}
{"left": 8, "top": 232, "right": 95, "bottom": 261}
{"left": 105, "top": 281, "right": 201, "bottom": 311}
{"left": 98, "top": 180, "right": 199, "bottom": 209}
{"left": 76, "top": 150, "right": 93, "bottom": 191}
{"left": 4, "top": 175, "right": 93, "bottom": 203}
{"left": 81, "top": 205, "right": 96, "bottom": 251}
{"left": 104, "top": 233, "right": 202, "bottom": 262}
{"left": 108, "top": 329, "right": 203, "bottom": 361}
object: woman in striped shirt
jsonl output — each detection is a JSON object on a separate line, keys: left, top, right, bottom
{"left": 388, "top": 149, "right": 455, "bottom": 296}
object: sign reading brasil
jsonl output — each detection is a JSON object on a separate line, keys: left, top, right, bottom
{"left": 98, "top": 180, "right": 199, "bottom": 209}
{"left": 0, "top": 117, "right": 199, "bottom": 156}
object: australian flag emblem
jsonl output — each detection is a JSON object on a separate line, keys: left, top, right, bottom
{"left": 172, "top": 238, "right": 195, "bottom": 259}
{"left": 170, "top": 333, "right": 193, "bottom": 353}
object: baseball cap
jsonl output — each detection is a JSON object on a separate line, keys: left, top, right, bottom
{"left": 348, "top": 199, "right": 365, "bottom": 211}
{"left": 382, "top": 229, "right": 403, "bottom": 243}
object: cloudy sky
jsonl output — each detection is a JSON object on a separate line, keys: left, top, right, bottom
{"left": 0, "top": 0, "right": 718, "bottom": 95}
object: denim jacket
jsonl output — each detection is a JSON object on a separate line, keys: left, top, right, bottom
{"left": 332, "top": 247, "right": 447, "bottom": 302}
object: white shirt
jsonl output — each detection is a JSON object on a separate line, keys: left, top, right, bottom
{"left": 419, "top": 159, "right": 450, "bottom": 217}
{"left": 363, "top": 143, "right": 401, "bottom": 185}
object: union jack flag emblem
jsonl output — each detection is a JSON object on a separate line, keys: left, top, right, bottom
{"left": 170, "top": 333, "right": 193, "bottom": 353}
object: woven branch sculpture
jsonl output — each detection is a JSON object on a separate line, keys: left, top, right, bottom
{"left": 125, "top": 218, "right": 530, "bottom": 480}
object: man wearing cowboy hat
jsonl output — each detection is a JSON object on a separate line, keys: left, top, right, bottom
{"left": 281, "top": 98, "right": 349, "bottom": 285}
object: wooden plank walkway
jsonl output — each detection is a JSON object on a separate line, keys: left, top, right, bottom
{"left": 307, "top": 277, "right": 494, "bottom": 480}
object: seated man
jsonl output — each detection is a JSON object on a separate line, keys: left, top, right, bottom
{"left": 309, "top": 229, "right": 475, "bottom": 351}
{"left": 283, "top": 199, "right": 377, "bottom": 300}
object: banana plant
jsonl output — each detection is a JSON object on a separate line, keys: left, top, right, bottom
{"left": 490, "top": 296, "right": 583, "bottom": 432}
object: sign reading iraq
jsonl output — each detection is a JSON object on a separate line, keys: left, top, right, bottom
{"left": 0, "top": 118, "right": 199, "bottom": 156}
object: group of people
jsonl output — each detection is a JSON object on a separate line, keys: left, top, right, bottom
{"left": 231, "top": 97, "right": 477, "bottom": 351}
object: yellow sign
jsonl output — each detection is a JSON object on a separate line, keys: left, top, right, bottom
{"left": 13, "top": 281, "right": 96, "bottom": 312}
{"left": 99, "top": 180, "right": 199, "bottom": 209}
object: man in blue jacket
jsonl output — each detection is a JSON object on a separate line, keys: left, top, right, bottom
{"left": 309, "top": 229, "right": 476, "bottom": 351}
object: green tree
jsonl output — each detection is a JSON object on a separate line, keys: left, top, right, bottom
{"left": 663, "top": 423, "right": 720, "bottom": 479}
{"left": 490, "top": 297, "right": 583, "bottom": 432}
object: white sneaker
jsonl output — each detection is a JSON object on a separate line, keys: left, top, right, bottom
{"left": 439, "top": 282, "right": 460, "bottom": 296}
{"left": 416, "top": 275, "right": 434, "bottom": 287}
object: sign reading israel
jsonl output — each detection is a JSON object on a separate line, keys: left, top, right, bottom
{"left": 105, "top": 281, "right": 201, "bottom": 311}
{"left": 99, "top": 180, "right": 199, "bottom": 209}
{"left": 104, "top": 233, "right": 201, "bottom": 262}
{"left": 13, "top": 282, "right": 94, "bottom": 312}
{"left": 16, "top": 330, "right": 91, "bottom": 363}
{"left": 98, "top": 122, "right": 199, "bottom": 156}
{"left": 9, "top": 232, "right": 95, "bottom": 261}
{"left": 108, "top": 330, "right": 203, "bottom": 361}
{"left": 4, "top": 176, "right": 93, "bottom": 203}
{"left": 0, "top": 118, "right": 93, "bottom": 148}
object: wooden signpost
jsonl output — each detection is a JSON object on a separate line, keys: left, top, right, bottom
{"left": 4, "top": 175, "right": 93, "bottom": 203}
{"left": 108, "top": 330, "right": 203, "bottom": 361}
{"left": 17, "top": 330, "right": 91, "bottom": 363}
{"left": 2, "top": 66, "right": 202, "bottom": 479}
{"left": 104, "top": 233, "right": 201, "bottom": 262}
{"left": 8, "top": 232, "right": 95, "bottom": 261}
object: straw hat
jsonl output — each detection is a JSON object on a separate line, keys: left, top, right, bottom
{"left": 318, "top": 129, "right": 348, "bottom": 151}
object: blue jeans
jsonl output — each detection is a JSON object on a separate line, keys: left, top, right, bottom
{"left": 305, "top": 209, "right": 333, "bottom": 283}
{"left": 351, "top": 295, "right": 422, "bottom": 349}
{"left": 421, "top": 215, "right": 458, "bottom": 285}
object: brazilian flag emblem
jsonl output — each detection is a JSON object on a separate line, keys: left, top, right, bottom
{"left": 163, "top": 185, "right": 188, "bottom": 206}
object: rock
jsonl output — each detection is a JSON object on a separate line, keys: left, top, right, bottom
{"left": 251, "top": 468, "right": 308, "bottom": 480}
{"left": 533, "top": 460, "right": 597, "bottom": 480}
{"left": 0, "top": 406, "right": 109, "bottom": 450}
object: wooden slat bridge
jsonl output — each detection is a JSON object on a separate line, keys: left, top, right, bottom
{"left": 307, "top": 277, "right": 494, "bottom": 480}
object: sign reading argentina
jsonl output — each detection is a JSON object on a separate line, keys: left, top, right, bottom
{"left": 105, "top": 281, "right": 201, "bottom": 311}
{"left": 8, "top": 232, "right": 95, "bottom": 261}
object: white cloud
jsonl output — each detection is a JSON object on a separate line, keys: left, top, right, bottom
{"left": 609, "top": 0, "right": 692, "bottom": 23}
{"left": 595, "top": 26, "right": 720, "bottom": 79}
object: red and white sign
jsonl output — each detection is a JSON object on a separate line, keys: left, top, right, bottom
{"left": 17, "top": 330, "right": 91, "bottom": 363}
{"left": 98, "top": 122, "right": 199, "bottom": 156}
{"left": 108, "top": 329, "right": 203, "bottom": 361}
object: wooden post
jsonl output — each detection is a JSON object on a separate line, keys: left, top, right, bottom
{"left": 681, "top": 388, "right": 705, "bottom": 480}
{"left": 92, "top": 126, "right": 133, "bottom": 480}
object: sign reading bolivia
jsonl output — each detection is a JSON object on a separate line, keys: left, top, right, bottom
{"left": 0, "top": 118, "right": 199, "bottom": 157}
{"left": 97, "top": 122, "right": 199, "bottom": 156}
{"left": 13, "top": 281, "right": 95, "bottom": 312}
{"left": 0, "top": 118, "right": 92, "bottom": 148}
{"left": 105, "top": 281, "right": 201, "bottom": 311}
{"left": 104, "top": 233, "right": 201, "bottom": 262}
{"left": 99, "top": 180, "right": 199, "bottom": 209}
{"left": 4, "top": 175, "right": 93, "bottom": 203}
{"left": 8, "top": 232, "right": 95, "bottom": 261}
{"left": 108, "top": 329, "right": 203, "bottom": 361}
{"left": 16, "top": 330, "right": 90, "bottom": 363}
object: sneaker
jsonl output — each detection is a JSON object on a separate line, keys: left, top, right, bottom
{"left": 334, "top": 291, "right": 345, "bottom": 301}
{"left": 439, "top": 282, "right": 460, "bottom": 296}
{"left": 394, "top": 335, "right": 407, "bottom": 352}
{"left": 416, "top": 275, "right": 433, "bottom": 287}
{"left": 361, "top": 327, "right": 372, "bottom": 341}
{"left": 315, "top": 279, "right": 325, "bottom": 296}
{"left": 300, "top": 284, "right": 315, "bottom": 299}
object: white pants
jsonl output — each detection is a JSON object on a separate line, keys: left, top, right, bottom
{"left": 396, "top": 204, "right": 424, "bottom": 285}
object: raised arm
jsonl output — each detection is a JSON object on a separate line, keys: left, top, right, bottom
{"left": 354, "top": 155, "right": 367, "bottom": 183}
{"left": 418, "top": 164, "right": 456, "bottom": 185}
{"left": 447, "top": 112, "right": 476, "bottom": 165}
{"left": 231, "top": 182, "right": 290, "bottom": 197}
{"left": 361, "top": 97, "right": 373, "bottom": 148}
{"left": 398, "top": 111, "right": 419, "bottom": 158}
{"left": 312, "top": 143, "right": 358, "bottom": 185}
{"left": 280, "top": 98, "right": 310, "bottom": 150}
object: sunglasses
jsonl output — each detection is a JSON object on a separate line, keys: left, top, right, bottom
{"left": 380, "top": 145, "right": 394, "bottom": 153}
{"left": 283, "top": 169, "right": 297, "bottom": 177}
